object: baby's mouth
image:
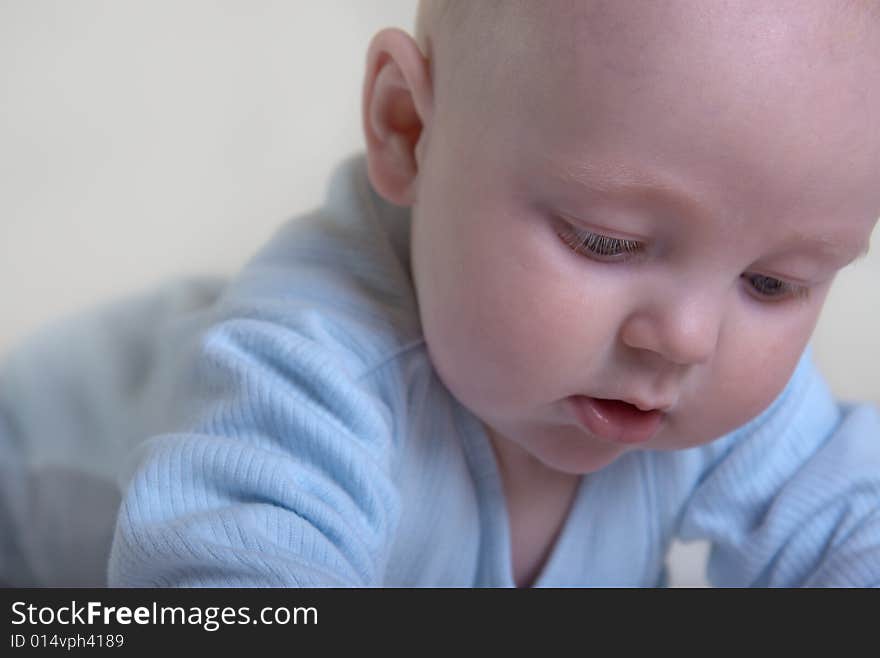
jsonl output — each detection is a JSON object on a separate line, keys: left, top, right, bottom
{"left": 567, "top": 396, "right": 666, "bottom": 445}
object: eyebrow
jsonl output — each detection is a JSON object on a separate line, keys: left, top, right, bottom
{"left": 546, "top": 159, "right": 871, "bottom": 260}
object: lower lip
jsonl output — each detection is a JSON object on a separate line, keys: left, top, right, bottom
{"left": 567, "top": 396, "right": 665, "bottom": 445}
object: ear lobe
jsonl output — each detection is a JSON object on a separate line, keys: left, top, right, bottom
{"left": 362, "top": 28, "right": 432, "bottom": 207}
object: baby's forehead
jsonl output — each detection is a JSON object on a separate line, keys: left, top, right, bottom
{"left": 457, "top": 2, "right": 879, "bottom": 158}
{"left": 427, "top": 2, "right": 880, "bottom": 228}
{"left": 436, "top": 1, "right": 879, "bottom": 77}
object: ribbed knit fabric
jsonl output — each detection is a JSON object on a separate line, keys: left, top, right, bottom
{"left": 1, "top": 153, "right": 878, "bottom": 587}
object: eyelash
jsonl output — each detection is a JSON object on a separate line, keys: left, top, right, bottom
{"left": 556, "top": 223, "right": 810, "bottom": 302}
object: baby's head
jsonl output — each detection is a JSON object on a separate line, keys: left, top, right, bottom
{"left": 361, "top": 1, "right": 880, "bottom": 475}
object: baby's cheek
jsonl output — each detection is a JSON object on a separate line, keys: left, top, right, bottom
{"left": 418, "top": 281, "right": 533, "bottom": 413}
{"left": 716, "top": 331, "right": 808, "bottom": 428}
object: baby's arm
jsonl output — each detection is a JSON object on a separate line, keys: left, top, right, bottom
{"left": 792, "top": 404, "right": 880, "bottom": 586}
{"left": 676, "top": 355, "right": 880, "bottom": 587}
{"left": 108, "top": 307, "right": 400, "bottom": 587}
{"left": 107, "top": 153, "right": 419, "bottom": 587}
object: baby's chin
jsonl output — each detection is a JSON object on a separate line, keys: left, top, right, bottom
{"left": 532, "top": 429, "right": 634, "bottom": 475}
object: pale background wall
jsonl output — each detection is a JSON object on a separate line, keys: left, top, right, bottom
{"left": 0, "top": 0, "right": 416, "bottom": 351}
{"left": 1, "top": 1, "right": 877, "bottom": 586}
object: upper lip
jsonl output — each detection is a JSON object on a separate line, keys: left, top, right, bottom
{"left": 628, "top": 398, "right": 672, "bottom": 413}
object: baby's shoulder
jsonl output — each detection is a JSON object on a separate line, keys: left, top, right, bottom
{"left": 214, "top": 156, "right": 422, "bottom": 378}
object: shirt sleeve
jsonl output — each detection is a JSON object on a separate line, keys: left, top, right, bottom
{"left": 676, "top": 352, "right": 880, "bottom": 587}
{"left": 107, "top": 308, "right": 401, "bottom": 587}
{"left": 109, "top": 153, "right": 420, "bottom": 588}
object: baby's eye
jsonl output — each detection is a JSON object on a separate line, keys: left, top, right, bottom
{"left": 557, "top": 221, "right": 811, "bottom": 303}
{"left": 556, "top": 224, "right": 642, "bottom": 261}
{"left": 742, "top": 273, "right": 810, "bottom": 302}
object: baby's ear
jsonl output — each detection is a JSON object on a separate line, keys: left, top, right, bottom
{"left": 362, "top": 28, "right": 433, "bottom": 207}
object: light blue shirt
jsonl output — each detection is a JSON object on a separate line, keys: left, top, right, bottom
{"left": 2, "top": 154, "right": 878, "bottom": 587}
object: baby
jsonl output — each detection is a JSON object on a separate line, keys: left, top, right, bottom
{"left": 2, "top": 0, "right": 879, "bottom": 587}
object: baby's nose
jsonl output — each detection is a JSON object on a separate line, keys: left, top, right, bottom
{"left": 618, "top": 292, "right": 723, "bottom": 367}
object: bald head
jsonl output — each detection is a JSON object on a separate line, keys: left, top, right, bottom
{"left": 414, "top": 1, "right": 880, "bottom": 81}
{"left": 411, "top": 1, "right": 880, "bottom": 131}
{"left": 399, "top": 0, "right": 880, "bottom": 231}
{"left": 412, "top": 0, "right": 528, "bottom": 126}
{"left": 414, "top": 0, "right": 484, "bottom": 60}
{"left": 413, "top": 0, "right": 509, "bottom": 90}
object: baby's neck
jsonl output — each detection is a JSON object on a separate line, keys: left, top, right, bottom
{"left": 502, "top": 469, "right": 582, "bottom": 587}
{"left": 484, "top": 425, "right": 583, "bottom": 587}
